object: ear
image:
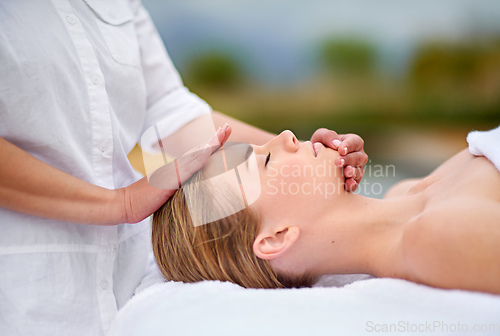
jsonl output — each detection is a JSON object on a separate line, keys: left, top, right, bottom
{"left": 253, "top": 226, "right": 300, "bottom": 260}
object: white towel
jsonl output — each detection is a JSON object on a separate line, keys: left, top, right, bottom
{"left": 467, "top": 125, "right": 500, "bottom": 172}
{"left": 108, "top": 279, "right": 500, "bottom": 336}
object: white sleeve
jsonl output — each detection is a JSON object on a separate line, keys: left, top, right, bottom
{"left": 131, "top": 0, "right": 212, "bottom": 152}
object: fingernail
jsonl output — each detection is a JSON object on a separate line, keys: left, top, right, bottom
{"left": 339, "top": 158, "right": 345, "bottom": 167}
{"left": 216, "top": 127, "right": 222, "bottom": 134}
{"left": 344, "top": 147, "right": 348, "bottom": 155}
{"left": 332, "top": 139, "right": 341, "bottom": 148}
{"left": 223, "top": 123, "right": 229, "bottom": 130}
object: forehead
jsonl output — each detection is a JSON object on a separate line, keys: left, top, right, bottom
{"left": 183, "top": 143, "right": 261, "bottom": 226}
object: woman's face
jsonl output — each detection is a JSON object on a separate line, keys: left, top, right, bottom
{"left": 250, "top": 130, "right": 345, "bottom": 226}
{"left": 197, "top": 131, "right": 345, "bottom": 227}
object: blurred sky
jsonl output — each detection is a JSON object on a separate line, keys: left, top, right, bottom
{"left": 142, "top": 0, "right": 500, "bottom": 84}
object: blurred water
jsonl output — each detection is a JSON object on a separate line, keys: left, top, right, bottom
{"left": 356, "top": 160, "right": 427, "bottom": 199}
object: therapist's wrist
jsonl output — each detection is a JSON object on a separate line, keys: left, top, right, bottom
{"left": 111, "top": 176, "right": 174, "bottom": 225}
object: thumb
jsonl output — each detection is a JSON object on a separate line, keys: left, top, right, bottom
{"left": 147, "top": 143, "right": 212, "bottom": 190}
{"left": 175, "top": 143, "right": 213, "bottom": 185}
{"left": 147, "top": 125, "right": 231, "bottom": 189}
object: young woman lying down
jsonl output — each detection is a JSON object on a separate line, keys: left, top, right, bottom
{"left": 152, "top": 128, "right": 500, "bottom": 294}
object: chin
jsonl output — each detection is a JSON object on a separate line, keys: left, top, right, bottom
{"left": 325, "top": 146, "right": 340, "bottom": 159}
{"left": 319, "top": 147, "right": 342, "bottom": 173}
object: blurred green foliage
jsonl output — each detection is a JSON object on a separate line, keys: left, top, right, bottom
{"left": 406, "top": 39, "right": 500, "bottom": 124}
{"left": 182, "top": 36, "right": 500, "bottom": 150}
{"left": 410, "top": 40, "right": 500, "bottom": 89}
{"left": 319, "top": 38, "right": 376, "bottom": 75}
{"left": 184, "top": 51, "right": 244, "bottom": 89}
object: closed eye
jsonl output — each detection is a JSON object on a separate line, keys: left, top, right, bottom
{"left": 265, "top": 152, "right": 271, "bottom": 167}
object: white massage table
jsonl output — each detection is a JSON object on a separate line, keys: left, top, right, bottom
{"left": 108, "top": 276, "right": 500, "bottom": 336}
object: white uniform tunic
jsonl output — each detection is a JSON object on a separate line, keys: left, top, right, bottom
{"left": 0, "top": 0, "right": 210, "bottom": 334}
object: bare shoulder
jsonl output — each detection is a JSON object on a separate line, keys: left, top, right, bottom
{"left": 385, "top": 150, "right": 476, "bottom": 200}
{"left": 402, "top": 198, "right": 500, "bottom": 294}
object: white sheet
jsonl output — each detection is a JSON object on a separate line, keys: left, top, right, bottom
{"left": 107, "top": 278, "right": 500, "bottom": 336}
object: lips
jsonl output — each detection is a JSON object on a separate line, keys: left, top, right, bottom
{"left": 307, "top": 141, "right": 317, "bottom": 157}
{"left": 313, "top": 142, "right": 324, "bottom": 157}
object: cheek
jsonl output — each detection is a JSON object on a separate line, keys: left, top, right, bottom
{"left": 260, "top": 160, "right": 343, "bottom": 205}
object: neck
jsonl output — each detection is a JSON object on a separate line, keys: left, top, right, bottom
{"left": 309, "top": 192, "right": 425, "bottom": 278}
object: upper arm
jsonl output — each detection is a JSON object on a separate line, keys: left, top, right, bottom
{"left": 211, "top": 111, "right": 275, "bottom": 145}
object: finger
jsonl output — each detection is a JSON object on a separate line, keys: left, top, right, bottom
{"left": 184, "top": 123, "right": 232, "bottom": 156}
{"left": 353, "top": 167, "right": 364, "bottom": 185}
{"left": 223, "top": 124, "right": 232, "bottom": 142}
{"left": 147, "top": 160, "right": 182, "bottom": 190}
{"left": 335, "top": 156, "right": 346, "bottom": 168}
{"left": 343, "top": 165, "right": 364, "bottom": 180}
{"left": 343, "top": 165, "right": 356, "bottom": 179}
{"left": 310, "top": 128, "right": 340, "bottom": 149}
{"left": 338, "top": 151, "right": 368, "bottom": 168}
{"left": 210, "top": 123, "right": 231, "bottom": 151}
{"left": 345, "top": 166, "right": 365, "bottom": 183}
{"left": 344, "top": 178, "right": 358, "bottom": 192}
{"left": 149, "top": 142, "right": 212, "bottom": 190}
{"left": 178, "top": 124, "right": 232, "bottom": 182}
{"left": 217, "top": 123, "right": 232, "bottom": 146}
{"left": 177, "top": 144, "right": 212, "bottom": 182}
{"left": 310, "top": 128, "right": 330, "bottom": 142}
{"left": 338, "top": 133, "right": 364, "bottom": 156}
{"left": 149, "top": 124, "right": 233, "bottom": 190}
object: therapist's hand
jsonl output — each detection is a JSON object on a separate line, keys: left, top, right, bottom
{"left": 148, "top": 124, "right": 231, "bottom": 190}
{"left": 116, "top": 124, "right": 231, "bottom": 224}
{"left": 310, "top": 128, "right": 368, "bottom": 192}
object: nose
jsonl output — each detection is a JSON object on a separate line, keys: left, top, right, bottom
{"left": 265, "top": 130, "right": 299, "bottom": 153}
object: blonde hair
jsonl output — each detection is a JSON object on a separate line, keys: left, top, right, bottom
{"left": 152, "top": 169, "right": 316, "bottom": 289}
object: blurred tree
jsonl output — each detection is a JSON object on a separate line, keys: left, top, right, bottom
{"left": 410, "top": 41, "right": 500, "bottom": 89}
{"left": 408, "top": 39, "right": 500, "bottom": 123}
{"left": 410, "top": 43, "right": 480, "bottom": 89}
{"left": 319, "top": 38, "right": 376, "bottom": 76}
{"left": 183, "top": 51, "right": 244, "bottom": 89}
